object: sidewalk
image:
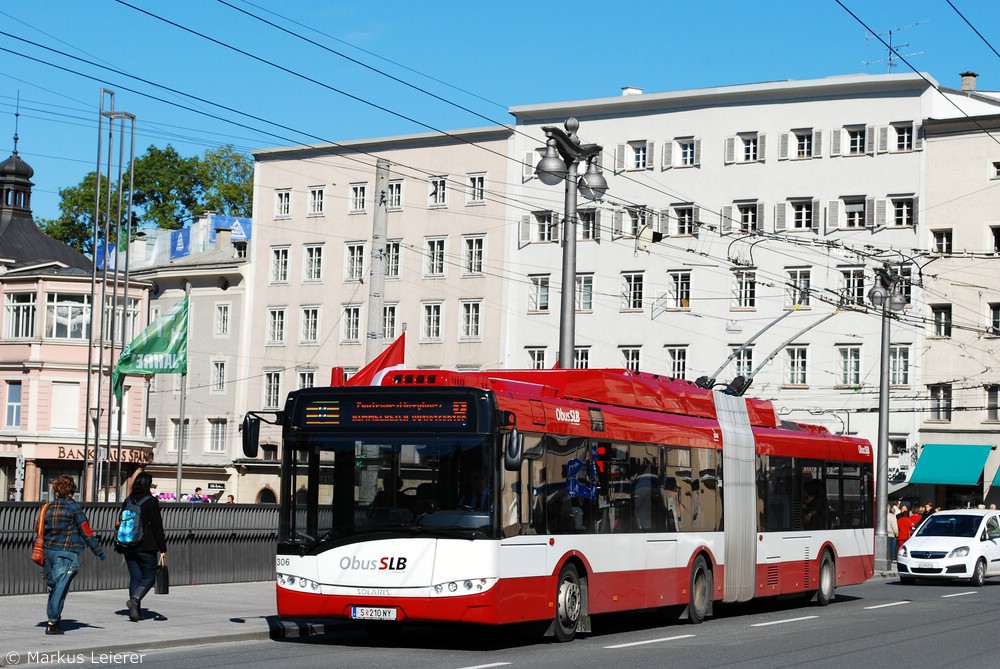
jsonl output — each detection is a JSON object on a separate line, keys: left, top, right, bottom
{"left": 0, "top": 581, "right": 320, "bottom": 667}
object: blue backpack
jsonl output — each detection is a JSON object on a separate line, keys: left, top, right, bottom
{"left": 115, "top": 495, "right": 151, "bottom": 550}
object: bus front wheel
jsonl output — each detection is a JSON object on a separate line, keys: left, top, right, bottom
{"left": 816, "top": 551, "right": 836, "bottom": 606}
{"left": 686, "top": 556, "right": 712, "bottom": 624}
{"left": 553, "top": 563, "right": 582, "bottom": 642}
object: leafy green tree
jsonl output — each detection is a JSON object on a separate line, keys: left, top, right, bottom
{"left": 200, "top": 145, "right": 253, "bottom": 217}
{"left": 37, "top": 172, "right": 126, "bottom": 253}
{"left": 131, "top": 145, "right": 203, "bottom": 230}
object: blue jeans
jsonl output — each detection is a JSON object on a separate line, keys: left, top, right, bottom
{"left": 888, "top": 537, "right": 899, "bottom": 562}
{"left": 44, "top": 550, "right": 80, "bottom": 623}
{"left": 125, "top": 551, "right": 158, "bottom": 599}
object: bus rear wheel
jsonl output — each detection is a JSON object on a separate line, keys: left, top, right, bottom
{"left": 553, "top": 563, "right": 582, "bottom": 642}
{"left": 686, "top": 556, "right": 711, "bottom": 624}
{"left": 816, "top": 551, "right": 835, "bottom": 606}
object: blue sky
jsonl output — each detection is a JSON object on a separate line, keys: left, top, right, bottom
{"left": 1, "top": 0, "right": 998, "bottom": 221}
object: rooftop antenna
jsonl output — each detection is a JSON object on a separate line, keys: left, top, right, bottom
{"left": 862, "top": 21, "right": 925, "bottom": 73}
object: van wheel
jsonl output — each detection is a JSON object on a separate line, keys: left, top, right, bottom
{"left": 553, "top": 563, "right": 582, "bottom": 642}
{"left": 686, "top": 556, "right": 711, "bottom": 624}
{"left": 970, "top": 559, "right": 987, "bottom": 587}
{"left": 816, "top": 551, "right": 835, "bottom": 606}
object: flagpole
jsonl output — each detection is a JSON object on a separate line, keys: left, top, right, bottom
{"left": 175, "top": 282, "right": 190, "bottom": 501}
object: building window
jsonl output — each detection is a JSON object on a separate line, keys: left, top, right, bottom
{"left": 211, "top": 361, "right": 226, "bottom": 392}
{"left": 527, "top": 348, "right": 546, "bottom": 369}
{"left": 460, "top": 300, "right": 482, "bottom": 339}
{"left": 929, "top": 384, "right": 952, "bottom": 421}
{"left": 308, "top": 187, "right": 324, "bottom": 216}
{"left": 791, "top": 200, "right": 814, "bottom": 230}
{"left": 987, "top": 385, "right": 999, "bottom": 421}
{"left": 573, "top": 347, "right": 590, "bottom": 369}
{"left": 989, "top": 303, "right": 1000, "bottom": 335}
{"left": 894, "top": 123, "right": 913, "bottom": 151}
{"left": 345, "top": 243, "right": 365, "bottom": 282}
{"left": 847, "top": 127, "right": 867, "bottom": 155}
{"left": 4, "top": 293, "right": 36, "bottom": 338}
{"left": 385, "top": 241, "right": 400, "bottom": 278}
{"left": 264, "top": 371, "right": 281, "bottom": 409}
{"left": 532, "top": 211, "right": 555, "bottom": 242}
{"left": 678, "top": 139, "right": 698, "bottom": 166}
{"left": 102, "top": 297, "right": 140, "bottom": 343}
{"left": 463, "top": 236, "right": 484, "bottom": 275}
{"left": 890, "top": 345, "right": 910, "bottom": 386}
{"left": 787, "top": 269, "right": 811, "bottom": 306}
{"left": 300, "top": 307, "right": 319, "bottom": 344}
{"left": 579, "top": 209, "right": 599, "bottom": 240}
{"left": 529, "top": 275, "right": 550, "bottom": 312}
{"left": 304, "top": 245, "right": 324, "bottom": 282}
{"left": 267, "top": 308, "right": 285, "bottom": 345}
{"left": 843, "top": 198, "right": 866, "bottom": 228}
{"left": 270, "top": 247, "right": 289, "bottom": 283}
{"left": 841, "top": 268, "right": 866, "bottom": 305}
{"left": 838, "top": 346, "right": 861, "bottom": 385}
{"left": 382, "top": 304, "right": 398, "bottom": 339}
{"left": 576, "top": 274, "right": 593, "bottom": 311}
{"left": 737, "top": 204, "right": 757, "bottom": 233}
{"left": 467, "top": 173, "right": 486, "bottom": 205}
{"left": 342, "top": 305, "right": 360, "bottom": 342}
{"left": 170, "top": 418, "right": 190, "bottom": 453}
{"left": 5, "top": 381, "right": 21, "bottom": 428}
{"left": 786, "top": 346, "right": 808, "bottom": 385}
{"left": 388, "top": 180, "right": 403, "bottom": 209}
{"left": 422, "top": 302, "right": 442, "bottom": 340}
{"left": 429, "top": 176, "right": 447, "bottom": 207}
{"left": 733, "top": 347, "right": 753, "bottom": 378}
{"left": 424, "top": 238, "right": 446, "bottom": 277}
{"left": 668, "top": 271, "right": 691, "bottom": 308}
{"left": 297, "top": 369, "right": 315, "bottom": 390}
{"left": 214, "top": 303, "right": 230, "bottom": 336}
{"left": 741, "top": 133, "right": 759, "bottom": 162}
{"left": 208, "top": 419, "right": 227, "bottom": 453}
{"left": 892, "top": 198, "right": 915, "bottom": 226}
{"left": 932, "top": 230, "right": 952, "bottom": 254}
{"left": 795, "top": 130, "right": 814, "bottom": 158}
{"left": 675, "top": 207, "right": 695, "bottom": 236}
{"left": 732, "top": 270, "right": 756, "bottom": 309}
{"left": 665, "top": 346, "right": 687, "bottom": 379}
{"left": 626, "top": 207, "right": 647, "bottom": 237}
{"left": 630, "top": 141, "right": 649, "bottom": 169}
{"left": 274, "top": 190, "right": 290, "bottom": 217}
{"left": 350, "top": 183, "right": 367, "bottom": 213}
{"left": 931, "top": 305, "right": 952, "bottom": 337}
{"left": 622, "top": 272, "right": 644, "bottom": 310}
{"left": 44, "top": 293, "right": 90, "bottom": 340}
{"left": 621, "top": 347, "right": 640, "bottom": 372}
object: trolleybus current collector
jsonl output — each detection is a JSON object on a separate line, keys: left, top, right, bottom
{"left": 242, "top": 368, "right": 875, "bottom": 641}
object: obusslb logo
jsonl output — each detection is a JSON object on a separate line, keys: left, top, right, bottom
{"left": 340, "top": 556, "right": 408, "bottom": 571}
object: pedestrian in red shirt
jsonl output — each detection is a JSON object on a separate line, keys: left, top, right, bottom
{"left": 897, "top": 507, "right": 914, "bottom": 556}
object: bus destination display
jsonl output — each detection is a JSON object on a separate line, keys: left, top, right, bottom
{"left": 302, "top": 398, "right": 471, "bottom": 429}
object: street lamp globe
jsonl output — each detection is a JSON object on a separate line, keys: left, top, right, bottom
{"left": 535, "top": 140, "right": 567, "bottom": 186}
{"left": 578, "top": 157, "right": 608, "bottom": 201}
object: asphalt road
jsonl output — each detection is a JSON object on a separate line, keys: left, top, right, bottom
{"left": 104, "top": 578, "right": 1000, "bottom": 669}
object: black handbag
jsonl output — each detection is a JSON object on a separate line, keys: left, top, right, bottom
{"left": 155, "top": 554, "right": 170, "bottom": 595}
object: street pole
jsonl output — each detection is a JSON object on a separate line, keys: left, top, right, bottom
{"left": 558, "top": 162, "right": 579, "bottom": 370}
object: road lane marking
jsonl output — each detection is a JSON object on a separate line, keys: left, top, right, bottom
{"left": 941, "top": 591, "right": 976, "bottom": 598}
{"left": 864, "top": 601, "right": 910, "bottom": 609}
{"left": 750, "top": 615, "right": 818, "bottom": 627}
{"left": 457, "top": 664, "right": 511, "bottom": 669}
{"left": 605, "top": 634, "right": 696, "bottom": 649}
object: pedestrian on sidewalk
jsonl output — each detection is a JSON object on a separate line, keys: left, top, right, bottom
{"left": 118, "top": 472, "right": 167, "bottom": 622}
{"left": 41, "top": 475, "right": 106, "bottom": 635}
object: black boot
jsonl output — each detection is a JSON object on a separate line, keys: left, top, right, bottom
{"left": 128, "top": 585, "right": 152, "bottom": 622}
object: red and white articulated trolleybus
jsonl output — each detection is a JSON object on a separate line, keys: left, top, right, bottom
{"left": 242, "top": 368, "right": 874, "bottom": 641}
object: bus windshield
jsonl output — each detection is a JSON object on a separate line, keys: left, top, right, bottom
{"left": 281, "top": 432, "right": 498, "bottom": 548}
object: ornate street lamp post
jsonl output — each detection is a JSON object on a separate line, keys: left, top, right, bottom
{"left": 868, "top": 265, "right": 906, "bottom": 571}
{"left": 535, "top": 118, "right": 608, "bottom": 369}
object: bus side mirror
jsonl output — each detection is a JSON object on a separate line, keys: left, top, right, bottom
{"left": 504, "top": 428, "right": 523, "bottom": 471}
{"left": 241, "top": 415, "right": 260, "bottom": 458}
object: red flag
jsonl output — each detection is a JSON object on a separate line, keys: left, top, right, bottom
{"left": 346, "top": 333, "right": 406, "bottom": 386}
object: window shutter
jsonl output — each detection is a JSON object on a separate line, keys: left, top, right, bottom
{"left": 693, "top": 138, "right": 702, "bottom": 166}
{"left": 658, "top": 208, "right": 670, "bottom": 235}
{"left": 646, "top": 141, "right": 655, "bottom": 170}
{"left": 523, "top": 151, "right": 536, "bottom": 180}
{"left": 828, "top": 199, "right": 840, "bottom": 230}
{"left": 866, "top": 126, "right": 876, "bottom": 155}
{"left": 875, "top": 199, "right": 887, "bottom": 227}
{"left": 661, "top": 141, "right": 673, "bottom": 169}
{"left": 725, "top": 137, "right": 735, "bottom": 164}
{"left": 779, "top": 132, "right": 789, "bottom": 160}
{"left": 830, "top": 129, "right": 842, "bottom": 157}
{"left": 615, "top": 144, "right": 626, "bottom": 173}
{"left": 721, "top": 206, "right": 733, "bottom": 235}
{"left": 612, "top": 210, "right": 623, "bottom": 239}
{"left": 593, "top": 209, "right": 602, "bottom": 241}
{"left": 865, "top": 197, "right": 876, "bottom": 228}
{"left": 519, "top": 215, "right": 531, "bottom": 247}
{"left": 911, "top": 196, "right": 919, "bottom": 226}
{"left": 913, "top": 123, "right": 923, "bottom": 150}
{"left": 810, "top": 199, "right": 820, "bottom": 230}
{"left": 877, "top": 126, "right": 889, "bottom": 153}
{"left": 692, "top": 206, "right": 701, "bottom": 235}
{"left": 812, "top": 130, "right": 823, "bottom": 157}
{"left": 756, "top": 202, "right": 764, "bottom": 231}
{"left": 757, "top": 133, "right": 767, "bottom": 163}
{"left": 775, "top": 202, "right": 786, "bottom": 232}
{"left": 551, "top": 213, "right": 561, "bottom": 243}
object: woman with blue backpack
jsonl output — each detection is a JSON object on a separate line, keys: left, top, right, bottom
{"left": 115, "top": 471, "right": 167, "bottom": 622}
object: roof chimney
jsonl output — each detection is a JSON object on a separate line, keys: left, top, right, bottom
{"left": 960, "top": 71, "right": 978, "bottom": 92}
{"left": 621, "top": 86, "right": 643, "bottom": 97}
{"left": 215, "top": 227, "right": 232, "bottom": 250}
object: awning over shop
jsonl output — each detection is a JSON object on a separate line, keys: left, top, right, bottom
{"left": 908, "top": 444, "right": 992, "bottom": 486}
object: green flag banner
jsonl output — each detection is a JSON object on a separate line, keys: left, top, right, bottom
{"left": 113, "top": 297, "right": 189, "bottom": 400}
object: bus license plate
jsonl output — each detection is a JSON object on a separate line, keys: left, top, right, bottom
{"left": 351, "top": 606, "right": 397, "bottom": 621}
